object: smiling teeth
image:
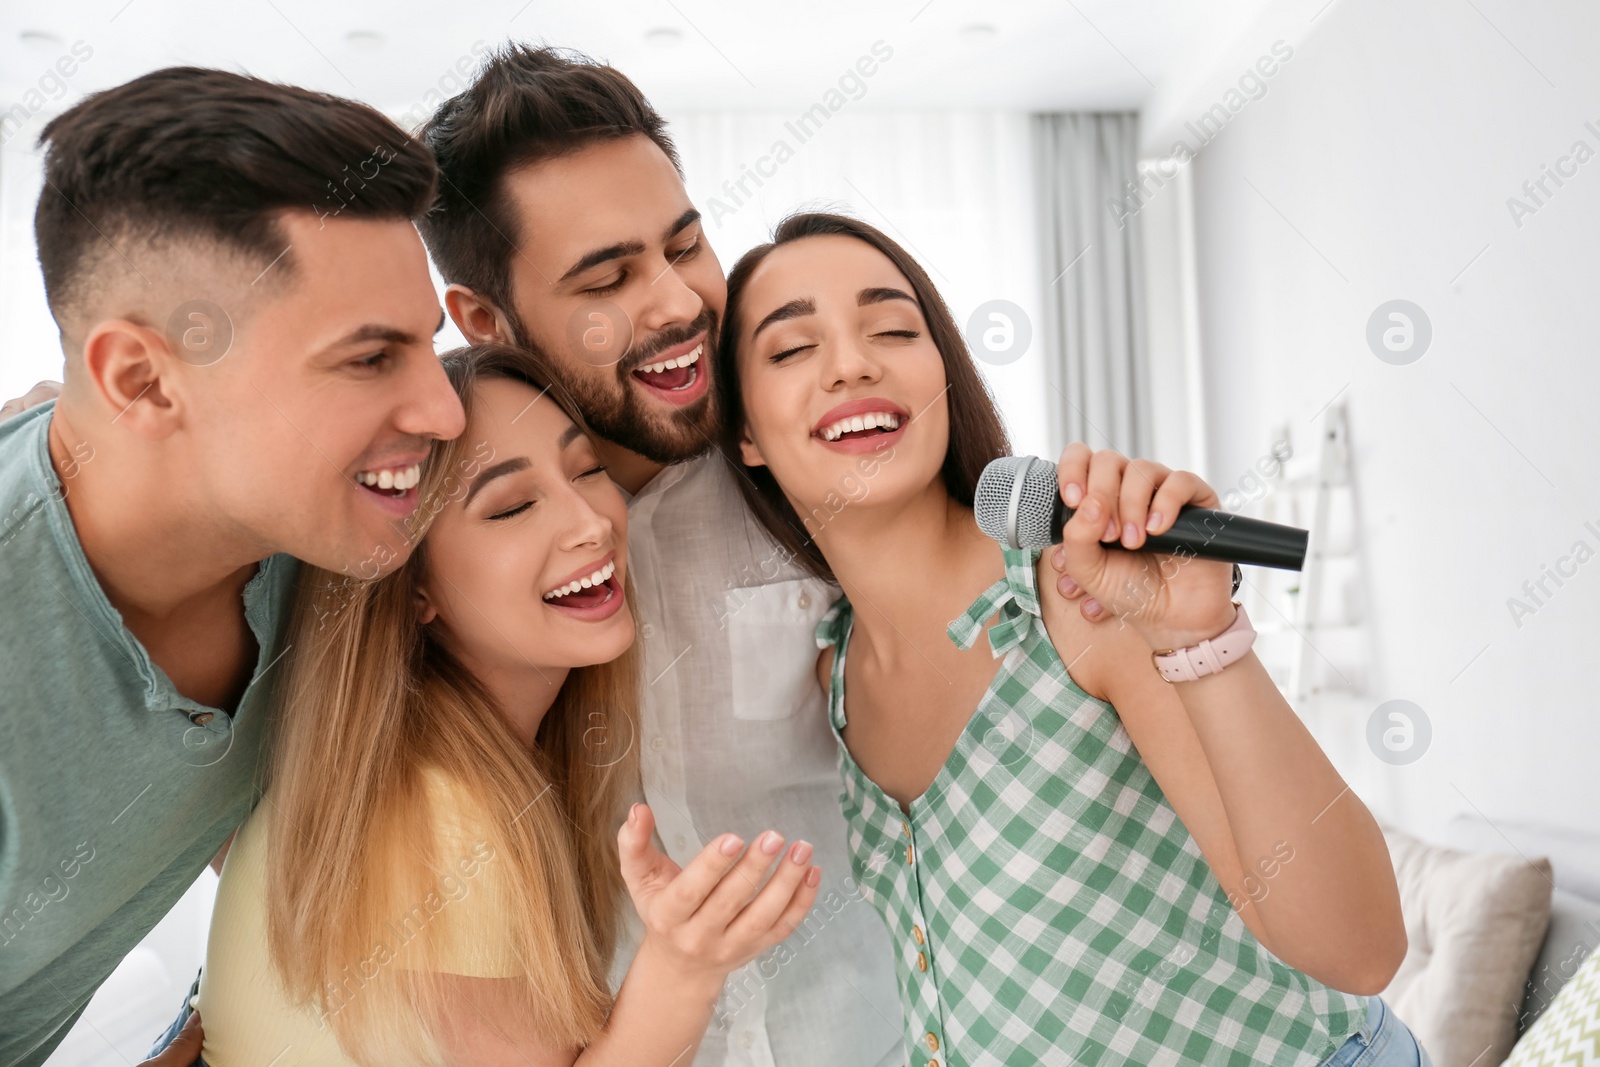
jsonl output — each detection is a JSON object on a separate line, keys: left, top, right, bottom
{"left": 543, "top": 559, "right": 616, "bottom": 601}
{"left": 820, "top": 411, "right": 901, "bottom": 441}
{"left": 636, "top": 344, "right": 702, "bottom": 375}
{"left": 356, "top": 464, "right": 421, "bottom": 491}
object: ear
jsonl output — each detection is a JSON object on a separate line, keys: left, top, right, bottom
{"left": 738, "top": 426, "right": 766, "bottom": 469}
{"left": 79, "top": 319, "right": 181, "bottom": 438}
{"left": 414, "top": 583, "right": 440, "bottom": 626}
{"left": 445, "top": 284, "right": 515, "bottom": 346}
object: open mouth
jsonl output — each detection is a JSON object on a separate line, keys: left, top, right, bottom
{"left": 629, "top": 338, "right": 708, "bottom": 405}
{"left": 812, "top": 405, "right": 909, "bottom": 454}
{"left": 817, "top": 411, "right": 902, "bottom": 443}
{"left": 541, "top": 557, "right": 624, "bottom": 619}
{"left": 355, "top": 463, "right": 421, "bottom": 497}
{"left": 353, "top": 462, "right": 423, "bottom": 516}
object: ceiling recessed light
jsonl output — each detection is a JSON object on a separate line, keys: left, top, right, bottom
{"left": 958, "top": 23, "right": 998, "bottom": 43}
{"left": 644, "top": 26, "right": 684, "bottom": 47}
{"left": 345, "top": 30, "right": 385, "bottom": 51}
{"left": 19, "top": 30, "right": 64, "bottom": 51}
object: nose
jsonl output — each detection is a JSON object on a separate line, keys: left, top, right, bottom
{"left": 634, "top": 252, "right": 704, "bottom": 337}
{"left": 554, "top": 483, "right": 615, "bottom": 555}
{"left": 396, "top": 351, "right": 466, "bottom": 442}
{"left": 822, "top": 332, "right": 884, "bottom": 390}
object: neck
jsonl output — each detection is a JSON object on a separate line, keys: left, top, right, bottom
{"left": 812, "top": 479, "right": 998, "bottom": 665}
{"left": 47, "top": 402, "right": 265, "bottom": 625}
{"left": 477, "top": 661, "right": 571, "bottom": 753}
{"left": 595, "top": 438, "right": 665, "bottom": 496}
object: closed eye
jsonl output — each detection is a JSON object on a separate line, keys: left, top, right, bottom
{"left": 488, "top": 501, "right": 532, "bottom": 521}
{"left": 875, "top": 329, "right": 920, "bottom": 340}
{"left": 769, "top": 344, "right": 814, "bottom": 364}
{"left": 582, "top": 275, "right": 626, "bottom": 297}
{"left": 579, "top": 464, "right": 607, "bottom": 479}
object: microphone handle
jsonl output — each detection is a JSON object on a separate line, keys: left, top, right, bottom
{"left": 1049, "top": 500, "right": 1308, "bottom": 571}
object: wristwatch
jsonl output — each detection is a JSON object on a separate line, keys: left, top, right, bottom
{"left": 1150, "top": 602, "right": 1255, "bottom": 683}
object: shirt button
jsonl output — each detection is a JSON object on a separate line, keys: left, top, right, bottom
{"left": 739, "top": 1032, "right": 756, "bottom": 1049}
{"left": 905, "top": 844, "right": 915, "bottom": 865}
{"left": 797, "top": 592, "right": 811, "bottom": 609}
{"left": 187, "top": 711, "right": 215, "bottom": 726}
{"left": 925, "top": 1032, "right": 940, "bottom": 1052}
{"left": 674, "top": 834, "right": 688, "bottom": 851}
{"left": 902, "top": 819, "right": 911, "bottom": 838}
{"left": 916, "top": 951, "right": 928, "bottom": 972}
{"left": 641, "top": 622, "right": 655, "bottom": 638}
{"left": 930, "top": 1060, "right": 941, "bottom": 1067}
{"left": 912, "top": 924, "right": 925, "bottom": 945}
{"left": 649, "top": 736, "right": 665, "bottom": 752}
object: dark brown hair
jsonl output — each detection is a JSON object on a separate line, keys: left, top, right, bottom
{"left": 35, "top": 66, "right": 437, "bottom": 322}
{"left": 716, "top": 212, "right": 1013, "bottom": 582}
{"left": 417, "top": 44, "right": 680, "bottom": 320}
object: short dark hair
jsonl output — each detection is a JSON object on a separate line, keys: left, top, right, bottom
{"left": 717, "top": 212, "right": 1013, "bottom": 582}
{"left": 35, "top": 66, "right": 438, "bottom": 322}
{"left": 417, "top": 44, "right": 680, "bottom": 318}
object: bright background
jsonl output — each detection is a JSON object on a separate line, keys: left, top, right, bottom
{"left": 1, "top": 1, "right": 1597, "bottom": 1062}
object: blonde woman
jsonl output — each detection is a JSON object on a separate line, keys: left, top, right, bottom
{"left": 191, "top": 343, "right": 821, "bottom": 1066}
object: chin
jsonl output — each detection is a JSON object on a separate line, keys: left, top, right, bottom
{"left": 563, "top": 621, "right": 636, "bottom": 669}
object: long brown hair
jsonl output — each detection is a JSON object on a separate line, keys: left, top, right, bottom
{"left": 715, "top": 212, "right": 1012, "bottom": 581}
{"left": 265, "top": 342, "right": 640, "bottom": 1063}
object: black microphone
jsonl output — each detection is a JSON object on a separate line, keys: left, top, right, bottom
{"left": 974, "top": 456, "right": 1308, "bottom": 571}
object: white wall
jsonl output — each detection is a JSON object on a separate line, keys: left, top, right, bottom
{"left": 1166, "top": 0, "right": 1600, "bottom": 837}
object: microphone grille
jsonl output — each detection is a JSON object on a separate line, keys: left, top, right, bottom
{"left": 974, "top": 456, "right": 1062, "bottom": 550}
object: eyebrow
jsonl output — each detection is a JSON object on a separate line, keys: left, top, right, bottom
{"left": 858, "top": 287, "right": 916, "bottom": 307}
{"left": 749, "top": 285, "right": 918, "bottom": 341}
{"left": 461, "top": 426, "right": 587, "bottom": 507}
{"left": 463, "top": 457, "right": 529, "bottom": 507}
{"left": 751, "top": 298, "right": 816, "bottom": 339}
{"left": 317, "top": 323, "right": 421, "bottom": 356}
{"left": 557, "top": 207, "right": 704, "bottom": 285}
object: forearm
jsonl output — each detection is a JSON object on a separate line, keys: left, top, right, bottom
{"left": 576, "top": 938, "right": 726, "bottom": 1066}
{"left": 1170, "top": 650, "right": 1405, "bottom": 992}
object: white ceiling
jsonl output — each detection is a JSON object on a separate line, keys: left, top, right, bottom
{"left": 1, "top": 0, "right": 1275, "bottom": 120}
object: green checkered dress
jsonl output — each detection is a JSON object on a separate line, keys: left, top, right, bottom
{"left": 813, "top": 544, "right": 1367, "bottom": 1067}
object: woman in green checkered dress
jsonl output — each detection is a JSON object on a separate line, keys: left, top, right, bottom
{"left": 714, "top": 213, "right": 1429, "bottom": 1067}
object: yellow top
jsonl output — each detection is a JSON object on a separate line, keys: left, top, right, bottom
{"left": 196, "top": 766, "right": 517, "bottom": 1066}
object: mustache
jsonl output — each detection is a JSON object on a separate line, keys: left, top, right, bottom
{"left": 619, "top": 308, "right": 717, "bottom": 374}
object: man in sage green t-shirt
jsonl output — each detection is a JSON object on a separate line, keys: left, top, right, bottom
{"left": 0, "top": 68, "right": 463, "bottom": 1067}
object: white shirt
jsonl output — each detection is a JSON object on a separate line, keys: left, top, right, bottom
{"left": 617, "top": 453, "right": 903, "bottom": 1067}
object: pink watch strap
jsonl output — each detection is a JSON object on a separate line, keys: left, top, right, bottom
{"left": 1150, "top": 604, "right": 1255, "bottom": 683}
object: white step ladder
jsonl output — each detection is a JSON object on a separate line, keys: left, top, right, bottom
{"left": 1240, "top": 400, "right": 1369, "bottom": 735}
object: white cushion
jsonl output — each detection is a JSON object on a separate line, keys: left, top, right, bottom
{"left": 1382, "top": 827, "right": 1554, "bottom": 1067}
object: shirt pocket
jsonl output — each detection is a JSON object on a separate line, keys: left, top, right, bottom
{"left": 726, "top": 576, "right": 836, "bottom": 721}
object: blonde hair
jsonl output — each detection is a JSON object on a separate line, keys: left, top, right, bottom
{"left": 264, "top": 343, "right": 641, "bottom": 1063}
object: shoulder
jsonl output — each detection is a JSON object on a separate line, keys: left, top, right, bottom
{"left": 0, "top": 403, "right": 56, "bottom": 521}
{"left": 415, "top": 766, "right": 503, "bottom": 862}
{"left": 398, "top": 767, "right": 520, "bottom": 977}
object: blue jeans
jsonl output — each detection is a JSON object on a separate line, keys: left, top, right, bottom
{"left": 147, "top": 968, "right": 208, "bottom": 1067}
{"left": 1319, "top": 996, "right": 1433, "bottom": 1067}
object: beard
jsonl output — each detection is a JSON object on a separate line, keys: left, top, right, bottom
{"left": 510, "top": 305, "right": 722, "bottom": 467}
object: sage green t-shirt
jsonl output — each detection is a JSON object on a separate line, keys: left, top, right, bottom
{"left": 0, "top": 400, "right": 299, "bottom": 1066}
